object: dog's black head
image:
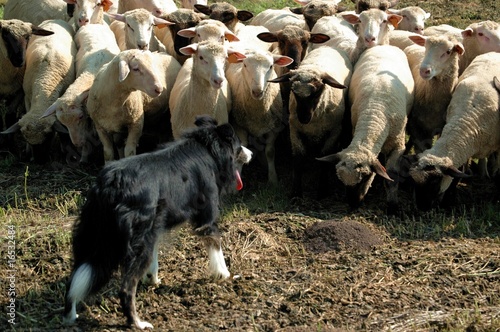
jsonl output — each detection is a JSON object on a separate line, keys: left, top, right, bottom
{"left": 185, "top": 115, "right": 252, "bottom": 191}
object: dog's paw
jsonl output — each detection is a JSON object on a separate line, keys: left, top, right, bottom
{"left": 62, "top": 314, "right": 78, "bottom": 325}
{"left": 136, "top": 320, "right": 154, "bottom": 330}
{"left": 141, "top": 273, "right": 161, "bottom": 286}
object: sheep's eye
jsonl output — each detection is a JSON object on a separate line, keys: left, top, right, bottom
{"left": 446, "top": 49, "right": 452, "bottom": 54}
{"left": 127, "top": 24, "right": 134, "bottom": 31}
{"left": 197, "top": 33, "right": 201, "bottom": 38}
{"left": 199, "top": 56, "right": 204, "bottom": 61}
{"left": 269, "top": 65, "right": 273, "bottom": 69}
{"left": 132, "top": 67, "right": 140, "bottom": 72}
{"left": 243, "top": 63, "right": 247, "bottom": 68}
{"left": 478, "top": 32, "right": 484, "bottom": 36}
{"left": 382, "top": 19, "right": 388, "bottom": 24}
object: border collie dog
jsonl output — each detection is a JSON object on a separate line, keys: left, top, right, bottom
{"left": 63, "top": 116, "right": 252, "bottom": 329}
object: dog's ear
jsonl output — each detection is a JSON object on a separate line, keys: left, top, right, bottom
{"left": 216, "top": 123, "right": 236, "bottom": 142}
{"left": 194, "top": 115, "right": 218, "bottom": 128}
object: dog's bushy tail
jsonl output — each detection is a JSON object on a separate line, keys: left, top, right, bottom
{"left": 65, "top": 184, "right": 128, "bottom": 308}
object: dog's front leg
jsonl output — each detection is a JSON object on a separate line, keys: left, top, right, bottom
{"left": 142, "top": 242, "right": 160, "bottom": 286}
{"left": 195, "top": 225, "right": 231, "bottom": 279}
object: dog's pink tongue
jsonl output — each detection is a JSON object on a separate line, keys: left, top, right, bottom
{"left": 236, "top": 170, "right": 243, "bottom": 191}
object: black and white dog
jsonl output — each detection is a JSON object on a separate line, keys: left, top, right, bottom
{"left": 63, "top": 116, "right": 252, "bottom": 329}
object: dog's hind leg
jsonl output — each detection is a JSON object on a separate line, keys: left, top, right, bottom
{"left": 141, "top": 241, "right": 160, "bottom": 286}
{"left": 63, "top": 263, "right": 94, "bottom": 325}
{"left": 119, "top": 245, "right": 155, "bottom": 329}
{"left": 195, "top": 225, "right": 231, "bottom": 279}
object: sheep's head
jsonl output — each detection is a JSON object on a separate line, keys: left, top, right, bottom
{"left": 165, "top": 9, "right": 205, "bottom": 56}
{"left": 354, "top": 0, "right": 399, "bottom": 14}
{"left": 0, "top": 19, "right": 54, "bottom": 67}
{"left": 462, "top": 21, "right": 500, "bottom": 55}
{"left": 343, "top": 9, "right": 402, "bottom": 48}
{"left": 180, "top": 41, "right": 246, "bottom": 89}
{"left": 290, "top": 0, "right": 340, "bottom": 31}
{"left": 409, "top": 153, "right": 468, "bottom": 210}
{"left": 238, "top": 50, "right": 293, "bottom": 100}
{"left": 177, "top": 19, "right": 239, "bottom": 44}
{"left": 388, "top": 6, "right": 430, "bottom": 35}
{"left": 117, "top": 50, "right": 164, "bottom": 97}
{"left": 194, "top": 2, "right": 253, "bottom": 32}
{"left": 64, "top": 0, "right": 111, "bottom": 28}
{"left": 317, "top": 148, "right": 393, "bottom": 208}
{"left": 409, "top": 34, "right": 464, "bottom": 80}
{"left": 257, "top": 27, "right": 329, "bottom": 70}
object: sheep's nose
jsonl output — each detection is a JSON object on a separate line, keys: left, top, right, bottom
{"left": 212, "top": 78, "right": 223, "bottom": 88}
{"left": 138, "top": 43, "right": 149, "bottom": 50}
{"left": 79, "top": 18, "right": 89, "bottom": 26}
{"left": 155, "top": 85, "right": 163, "bottom": 95}
{"left": 365, "top": 36, "right": 376, "bottom": 43}
{"left": 415, "top": 27, "right": 424, "bottom": 35}
{"left": 252, "top": 89, "right": 264, "bottom": 99}
{"left": 154, "top": 8, "right": 163, "bottom": 17}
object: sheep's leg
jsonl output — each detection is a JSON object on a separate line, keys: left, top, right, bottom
{"left": 124, "top": 120, "right": 144, "bottom": 158}
{"left": 385, "top": 144, "right": 406, "bottom": 214}
{"left": 264, "top": 132, "right": 278, "bottom": 186}
{"left": 95, "top": 125, "right": 114, "bottom": 163}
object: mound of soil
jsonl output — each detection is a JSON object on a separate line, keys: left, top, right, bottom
{"left": 304, "top": 219, "right": 384, "bottom": 253}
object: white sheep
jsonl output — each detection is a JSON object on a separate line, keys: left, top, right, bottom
{"left": 64, "top": 0, "right": 111, "bottom": 30}
{"left": 3, "top": 0, "right": 69, "bottom": 26}
{"left": 169, "top": 41, "right": 246, "bottom": 139}
{"left": 107, "top": 8, "right": 172, "bottom": 51}
{"left": 309, "top": 15, "right": 358, "bottom": 56}
{"left": 231, "top": 24, "right": 273, "bottom": 52}
{"left": 318, "top": 45, "right": 414, "bottom": 213}
{"left": 387, "top": 6, "right": 430, "bottom": 35}
{"left": 404, "top": 34, "right": 464, "bottom": 154}
{"left": 458, "top": 21, "right": 500, "bottom": 75}
{"left": 423, "top": 24, "right": 463, "bottom": 40}
{"left": 226, "top": 49, "right": 293, "bottom": 185}
{"left": 8, "top": 19, "right": 76, "bottom": 163}
{"left": 176, "top": 19, "right": 239, "bottom": 44}
{"left": 41, "top": 23, "right": 121, "bottom": 163}
{"left": 250, "top": 8, "right": 307, "bottom": 32}
{"left": 342, "top": 8, "right": 403, "bottom": 64}
{"left": 118, "top": 0, "right": 178, "bottom": 17}
{"left": 409, "top": 52, "right": 500, "bottom": 210}
{"left": 269, "top": 46, "right": 352, "bottom": 198}
{"left": 87, "top": 49, "right": 177, "bottom": 163}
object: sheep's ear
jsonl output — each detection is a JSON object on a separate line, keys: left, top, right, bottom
{"left": 179, "top": 43, "right": 198, "bottom": 56}
{"left": 342, "top": 13, "right": 360, "bottom": 25}
{"left": 372, "top": 159, "right": 393, "bottom": 181}
{"left": 1, "top": 122, "right": 21, "bottom": 134}
{"left": 268, "top": 73, "right": 291, "bottom": 83}
{"left": 194, "top": 4, "right": 211, "bottom": 15}
{"left": 387, "top": 9, "right": 401, "bottom": 15}
{"left": 257, "top": 32, "right": 278, "bottom": 43}
{"left": 52, "top": 120, "right": 69, "bottom": 134}
{"left": 177, "top": 27, "right": 197, "bottom": 38}
{"left": 105, "top": 12, "right": 125, "bottom": 22}
{"left": 225, "top": 30, "right": 239, "bottom": 42}
{"left": 273, "top": 55, "right": 294, "bottom": 67}
{"left": 101, "top": 0, "right": 113, "bottom": 12}
{"left": 442, "top": 165, "right": 470, "bottom": 178}
{"left": 227, "top": 49, "right": 246, "bottom": 63}
{"left": 424, "top": 12, "right": 431, "bottom": 20}
{"left": 322, "top": 74, "right": 347, "bottom": 89}
{"left": 118, "top": 60, "right": 130, "bottom": 82}
{"left": 388, "top": 14, "right": 403, "bottom": 29}
{"left": 154, "top": 17, "right": 174, "bottom": 29}
{"left": 309, "top": 33, "right": 330, "bottom": 44}
{"left": 409, "top": 35, "right": 426, "bottom": 46}
{"left": 454, "top": 43, "right": 465, "bottom": 56}
{"left": 31, "top": 25, "right": 55, "bottom": 36}
{"left": 494, "top": 76, "right": 500, "bottom": 92}
{"left": 78, "top": 89, "right": 90, "bottom": 103}
{"left": 289, "top": 7, "right": 304, "bottom": 15}
{"left": 41, "top": 102, "right": 58, "bottom": 119}
{"left": 316, "top": 153, "right": 341, "bottom": 164}
{"left": 237, "top": 10, "right": 253, "bottom": 22}
{"left": 461, "top": 27, "right": 473, "bottom": 38}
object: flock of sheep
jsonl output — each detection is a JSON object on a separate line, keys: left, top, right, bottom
{"left": 1, "top": 0, "right": 500, "bottom": 213}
